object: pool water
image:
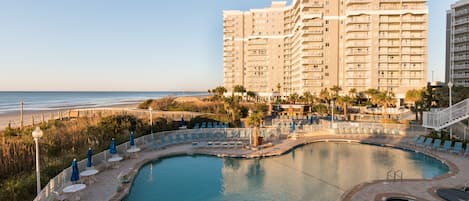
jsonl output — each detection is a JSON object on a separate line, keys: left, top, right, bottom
{"left": 124, "top": 142, "right": 449, "bottom": 201}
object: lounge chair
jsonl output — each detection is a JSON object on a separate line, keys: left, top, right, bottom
{"left": 168, "top": 135, "right": 175, "bottom": 144}
{"left": 175, "top": 134, "right": 182, "bottom": 143}
{"left": 431, "top": 139, "right": 442, "bottom": 150}
{"left": 193, "top": 123, "right": 200, "bottom": 129}
{"left": 452, "top": 142, "right": 463, "bottom": 154}
{"left": 465, "top": 143, "right": 469, "bottom": 156}
{"left": 422, "top": 138, "right": 433, "bottom": 148}
{"left": 439, "top": 141, "right": 452, "bottom": 152}
{"left": 207, "top": 122, "right": 213, "bottom": 128}
{"left": 201, "top": 122, "right": 206, "bottom": 128}
{"left": 224, "top": 122, "right": 229, "bottom": 128}
{"left": 198, "top": 133, "right": 204, "bottom": 140}
{"left": 191, "top": 133, "right": 197, "bottom": 141}
{"left": 184, "top": 134, "right": 189, "bottom": 142}
{"left": 415, "top": 137, "right": 425, "bottom": 147}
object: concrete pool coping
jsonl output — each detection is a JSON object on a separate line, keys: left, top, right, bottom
{"left": 72, "top": 134, "right": 468, "bottom": 201}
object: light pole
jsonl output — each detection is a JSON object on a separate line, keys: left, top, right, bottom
{"left": 448, "top": 81, "right": 453, "bottom": 139}
{"left": 149, "top": 107, "right": 153, "bottom": 134}
{"left": 330, "top": 100, "right": 334, "bottom": 128}
{"left": 32, "top": 127, "right": 43, "bottom": 195}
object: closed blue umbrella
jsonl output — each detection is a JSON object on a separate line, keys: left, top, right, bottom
{"left": 70, "top": 158, "right": 80, "bottom": 183}
{"left": 130, "top": 132, "right": 135, "bottom": 146}
{"left": 291, "top": 121, "right": 296, "bottom": 131}
{"left": 110, "top": 138, "right": 117, "bottom": 155}
{"left": 86, "top": 148, "right": 92, "bottom": 168}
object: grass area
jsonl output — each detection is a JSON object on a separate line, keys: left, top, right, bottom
{"left": 0, "top": 115, "right": 178, "bottom": 201}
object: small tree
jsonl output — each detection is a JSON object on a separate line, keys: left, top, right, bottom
{"left": 371, "top": 91, "right": 396, "bottom": 120}
{"left": 337, "top": 95, "right": 353, "bottom": 120}
{"left": 246, "top": 91, "right": 257, "bottom": 102}
{"left": 319, "top": 88, "right": 331, "bottom": 104}
{"left": 246, "top": 111, "right": 264, "bottom": 147}
{"left": 405, "top": 88, "right": 424, "bottom": 121}
{"left": 330, "top": 85, "right": 342, "bottom": 100}
{"left": 233, "top": 85, "right": 246, "bottom": 99}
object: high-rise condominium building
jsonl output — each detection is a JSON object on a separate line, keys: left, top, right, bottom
{"left": 223, "top": 0, "right": 428, "bottom": 100}
{"left": 447, "top": 0, "right": 469, "bottom": 87}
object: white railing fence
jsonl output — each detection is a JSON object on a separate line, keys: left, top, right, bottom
{"left": 33, "top": 128, "right": 281, "bottom": 201}
{"left": 423, "top": 98, "right": 469, "bottom": 130}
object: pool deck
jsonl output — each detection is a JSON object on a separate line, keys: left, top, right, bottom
{"left": 71, "top": 131, "right": 469, "bottom": 201}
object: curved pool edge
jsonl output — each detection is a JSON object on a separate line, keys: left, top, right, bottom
{"left": 339, "top": 142, "right": 459, "bottom": 201}
{"left": 111, "top": 136, "right": 457, "bottom": 201}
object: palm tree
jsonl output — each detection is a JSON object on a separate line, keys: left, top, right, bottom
{"left": 364, "top": 88, "right": 380, "bottom": 105}
{"left": 330, "top": 85, "right": 342, "bottom": 100}
{"left": 246, "top": 91, "right": 257, "bottom": 102}
{"left": 247, "top": 111, "right": 264, "bottom": 147}
{"left": 224, "top": 96, "right": 241, "bottom": 122}
{"left": 371, "top": 91, "right": 396, "bottom": 120}
{"left": 288, "top": 93, "right": 299, "bottom": 104}
{"left": 319, "top": 88, "right": 331, "bottom": 104}
{"left": 337, "top": 95, "right": 353, "bottom": 120}
{"left": 405, "top": 89, "right": 424, "bottom": 121}
{"left": 233, "top": 85, "right": 246, "bottom": 100}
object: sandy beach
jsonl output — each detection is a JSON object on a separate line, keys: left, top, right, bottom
{"left": 0, "top": 95, "right": 209, "bottom": 131}
{"left": 0, "top": 102, "right": 139, "bottom": 131}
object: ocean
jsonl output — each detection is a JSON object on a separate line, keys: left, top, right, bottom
{"left": 0, "top": 91, "right": 207, "bottom": 115}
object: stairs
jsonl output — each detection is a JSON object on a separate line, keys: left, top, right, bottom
{"left": 423, "top": 98, "right": 469, "bottom": 131}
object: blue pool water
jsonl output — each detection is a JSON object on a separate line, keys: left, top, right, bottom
{"left": 125, "top": 142, "right": 449, "bottom": 201}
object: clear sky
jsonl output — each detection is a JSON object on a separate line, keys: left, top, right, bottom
{"left": 0, "top": 0, "right": 458, "bottom": 91}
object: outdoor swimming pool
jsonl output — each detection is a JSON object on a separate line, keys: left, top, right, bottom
{"left": 124, "top": 142, "right": 449, "bottom": 201}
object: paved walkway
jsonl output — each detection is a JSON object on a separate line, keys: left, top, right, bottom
{"left": 66, "top": 133, "right": 469, "bottom": 201}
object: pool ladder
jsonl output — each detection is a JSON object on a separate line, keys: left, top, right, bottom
{"left": 386, "top": 169, "right": 403, "bottom": 182}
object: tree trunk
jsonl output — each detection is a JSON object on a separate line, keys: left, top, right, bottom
{"left": 253, "top": 127, "right": 259, "bottom": 147}
{"left": 383, "top": 105, "right": 388, "bottom": 120}
{"left": 343, "top": 103, "right": 348, "bottom": 120}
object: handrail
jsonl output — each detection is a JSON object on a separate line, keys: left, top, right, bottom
{"left": 423, "top": 98, "right": 469, "bottom": 130}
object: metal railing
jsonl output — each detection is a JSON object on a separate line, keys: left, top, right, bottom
{"left": 423, "top": 98, "right": 469, "bottom": 130}
{"left": 32, "top": 128, "right": 281, "bottom": 201}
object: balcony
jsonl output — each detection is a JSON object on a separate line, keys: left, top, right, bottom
{"left": 402, "top": 43, "right": 424, "bottom": 47}
{"left": 454, "top": 28, "right": 469, "bottom": 35}
{"left": 401, "top": 51, "right": 425, "bottom": 55}
{"left": 346, "top": 0, "right": 371, "bottom": 4}
{"left": 454, "top": 55, "right": 469, "bottom": 61}
{"left": 304, "top": 22, "right": 323, "bottom": 27}
{"left": 346, "top": 26, "right": 369, "bottom": 32}
{"left": 302, "top": 52, "right": 323, "bottom": 57}
{"left": 401, "top": 34, "right": 424, "bottom": 38}
{"left": 402, "top": 18, "right": 425, "bottom": 23}
{"left": 379, "top": 43, "right": 400, "bottom": 47}
{"left": 303, "top": 59, "right": 323, "bottom": 65}
{"left": 455, "top": 9, "right": 469, "bottom": 17}
{"left": 303, "top": 30, "right": 323, "bottom": 35}
{"left": 347, "top": 34, "right": 369, "bottom": 39}
{"left": 303, "top": 37, "right": 323, "bottom": 42}
{"left": 455, "top": 18, "right": 469, "bottom": 26}
{"left": 402, "top": 26, "right": 425, "bottom": 30}
{"left": 302, "top": 68, "right": 323, "bottom": 72}
{"left": 347, "top": 59, "right": 369, "bottom": 63}
{"left": 302, "top": 3, "right": 323, "bottom": 8}
{"left": 347, "top": 19, "right": 371, "bottom": 24}
{"left": 302, "top": 75, "right": 323, "bottom": 80}
{"left": 454, "top": 37, "right": 469, "bottom": 43}
{"left": 454, "top": 46, "right": 469, "bottom": 52}
{"left": 303, "top": 45, "right": 323, "bottom": 49}
{"left": 380, "top": 34, "right": 400, "bottom": 39}
{"left": 453, "top": 64, "right": 469, "bottom": 70}
{"left": 347, "top": 42, "right": 371, "bottom": 47}
{"left": 454, "top": 74, "right": 469, "bottom": 79}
